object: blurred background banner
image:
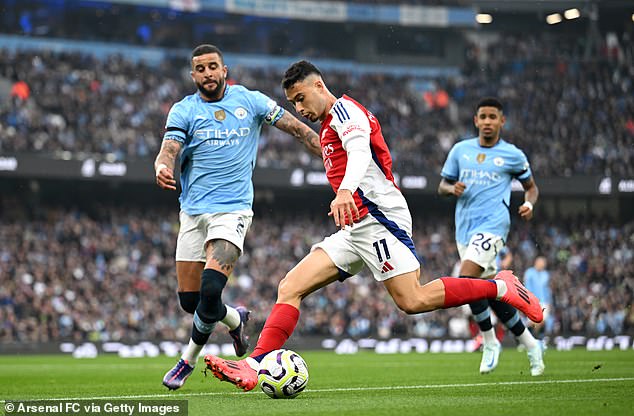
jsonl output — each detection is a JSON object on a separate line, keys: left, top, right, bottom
{"left": 0, "top": 153, "right": 625, "bottom": 196}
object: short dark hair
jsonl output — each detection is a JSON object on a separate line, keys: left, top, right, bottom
{"left": 476, "top": 97, "right": 503, "bottom": 112}
{"left": 191, "top": 44, "right": 224, "bottom": 63}
{"left": 282, "top": 60, "right": 322, "bottom": 90}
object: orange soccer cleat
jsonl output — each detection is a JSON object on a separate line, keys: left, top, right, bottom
{"left": 495, "top": 270, "right": 544, "bottom": 323}
{"left": 204, "top": 354, "right": 258, "bottom": 392}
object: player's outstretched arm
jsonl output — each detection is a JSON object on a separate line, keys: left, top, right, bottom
{"left": 273, "top": 111, "right": 322, "bottom": 157}
{"left": 154, "top": 139, "right": 183, "bottom": 191}
{"left": 518, "top": 177, "right": 539, "bottom": 220}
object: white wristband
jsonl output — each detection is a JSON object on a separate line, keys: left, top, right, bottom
{"left": 155, "top": 163, "right": 168, "bottom": 177}
{"left": 521, "top": 201, "right": 534, "bottom": 211}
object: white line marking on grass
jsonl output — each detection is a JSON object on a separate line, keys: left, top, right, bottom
{"left": 2, "top": 377, "right": 634, "bottom": 402}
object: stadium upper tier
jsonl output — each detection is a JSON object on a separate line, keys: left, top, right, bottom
{"left": 1, "top": 31, "right": 632, "bottom": 177}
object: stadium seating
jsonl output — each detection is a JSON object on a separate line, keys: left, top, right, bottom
{"left": 0, "top": 198, "right": 631, "bottom": 343}
{"left": 1, "top": 33, "right": 633, "bottom": 176}
{"left": 1, "top": 18, "right": 632, "bottom": 344}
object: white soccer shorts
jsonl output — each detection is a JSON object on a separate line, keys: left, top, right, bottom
{"left": 312, "top": 213, "right": 420, "bottom": 282}
{"left": 175, "top": 210, "right": 253, "bottom": 262}
{"left": 457, "top": 232, "right": 505, "bottom": 277}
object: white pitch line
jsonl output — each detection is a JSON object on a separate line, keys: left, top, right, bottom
{"left": 2, "top": 377, "right": 634, "bottom": 402}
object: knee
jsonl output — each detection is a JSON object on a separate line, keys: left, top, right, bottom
{"left": 200, "top": 269, "right": 227, "bottom": 300}
{"left": 196, "top": 269, "right": 228, "bottom": 322}
{"left": 395, "top": 298, "right": 422, "bottom": 315}
{"left": 178, "top": 291, "right": 200, "bottom": 314}
{"left": 397, "top": 303, "right": 419, "bottom": 315}
{"left": 277, "top": 272, "right": 302, "bottom": 304}
{"left": 394, "top": 296, "right": 427, "bottom": 315}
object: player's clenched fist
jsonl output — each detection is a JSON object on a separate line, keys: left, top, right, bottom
{"left": 518, "top": 201, "right": 534, "bottom": 221}
{"left": 155, "top": 163, "right": 177, "bottom": 191}
{"left": 453, "top": 181, "right": 466, "bottom": 197}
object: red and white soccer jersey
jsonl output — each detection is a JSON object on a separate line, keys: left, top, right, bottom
{"left": 320, "top": 95, "right": 406, "bottom": 220}
{"left": 313, "top": 95, "right": 420, "bottom": 281}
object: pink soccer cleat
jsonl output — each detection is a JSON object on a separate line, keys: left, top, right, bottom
{"left": 204, "top": 354, "right": 258, "bottom": 392}
{"left": 495, "top": 270, "right": 544, "bottom": 323}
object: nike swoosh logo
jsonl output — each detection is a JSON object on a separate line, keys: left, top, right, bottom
{"left": 486, "top": 355, "right": 495, "bottom": 367}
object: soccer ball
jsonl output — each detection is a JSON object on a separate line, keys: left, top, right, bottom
{"left": 257, "top": 349, "right": 309, "bottom": 399}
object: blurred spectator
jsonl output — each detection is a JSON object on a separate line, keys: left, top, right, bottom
{"left": 523, "top": 256, "right": 553, "bottom": 335}
{"left": 10, "top": 80, "right": 30, "bottom": 101}
{"left": 0, "top": 197, "right": 631, "bottom": 344}
{"left": 1, "top": 32, "right": 632, "bottom": 176}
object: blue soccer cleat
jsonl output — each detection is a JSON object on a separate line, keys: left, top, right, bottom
{"left": 162, "top": 358, "right": 194, "bottom": 390}
{"left": 229, "top": 306, "right": 251, "bottom": 357}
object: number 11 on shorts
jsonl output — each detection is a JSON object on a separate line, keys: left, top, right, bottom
{"left": 373, "top": 238, "right": 391, "bottom": 262}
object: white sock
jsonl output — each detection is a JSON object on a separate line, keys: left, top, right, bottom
{"left": 494, "top": 280, "right": 508, "bottom": 299}
{"left": 517, "top": 328, "right": 537, "bottom": 350}
{"left": 245, "top": 357, "right": 260, "bottom": 371}
{"left": 181, "top": 339, "right": 204, "bottom": 365}
{"left": 482, "top": 328, "right": 498, "bottom": 344}
{"left": 221, "top": 305, "right": 241, "bottom": 331}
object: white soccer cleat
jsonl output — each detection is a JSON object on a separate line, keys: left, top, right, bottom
{"left": 479, "top": 340, "right": 502, "bottom": 374}
{"left": 527, "top": 342, "right": 545, "bottom": 376}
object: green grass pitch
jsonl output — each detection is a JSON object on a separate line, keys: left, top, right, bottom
{"left": 1, "top": 349, "right": 633, "bottom": 415}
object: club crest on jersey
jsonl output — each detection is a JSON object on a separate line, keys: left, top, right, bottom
{"left": 494, "top": 157, "right": 505, "bottom": 167}
{"left": 323, "top": 144, "right": 335, "bottom": 157}
{"left": 214, "top": 110, "right": 226, "bottom": 121}
{"left": 477, "top": 153, "right": 486, "bottom": 164}
{"left": 234, "top": 107, "right": 247, "bottom": 120}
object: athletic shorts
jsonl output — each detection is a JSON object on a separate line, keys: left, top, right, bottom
{"left": 175, "top": 210, "right": 253, "bottom": 262}
{"left": 312, "top": 213, "right": 420, "bottom": 282}
{"left": 457, "top": 232, "right": 505, "bottom": 278}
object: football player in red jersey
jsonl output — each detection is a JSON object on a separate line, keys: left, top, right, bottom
{"left": 203, "top": 61, "right": 543, "bottom": 391}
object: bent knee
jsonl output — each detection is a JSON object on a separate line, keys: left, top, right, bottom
{"left": 395, "top": 301, "right": 420, "bottom": 315}
{"left": 394, "top": 296, "right": 432, "bottom": 315}
{"left": 178, "top": 291, "right": 200, "bottom": 314}
{"left": 277, "top": 272, "right": 304, "bottom": 303}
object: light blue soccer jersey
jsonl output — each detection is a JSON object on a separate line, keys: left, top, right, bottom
{"left": 524, "top": 267, "right": 551, "bottom": 305}
{"left": 441, "top": 138, "right": 532, "bottom": 245}
{"left": 163, "top": 84, "right": 284, "bottom": 215}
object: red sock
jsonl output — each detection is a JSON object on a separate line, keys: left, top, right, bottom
{"left": 250, "top": 303, "right": 299, "bottom": 359}
{"left": 440, "top": 277, "right": 498, "bottom": 308}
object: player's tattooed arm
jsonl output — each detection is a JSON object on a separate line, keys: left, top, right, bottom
{"left": 155, "top": 139, "right": 182, "bottom": 172}
{"left": 274, "top": 111, "right": 322, "bottom": 157}
{"left": 154, "top": 139, "right": 183, "bottom": 191}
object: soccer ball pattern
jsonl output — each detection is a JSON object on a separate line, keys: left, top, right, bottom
{"left": 257, "top": 349, "right": 309, "bottom": 399}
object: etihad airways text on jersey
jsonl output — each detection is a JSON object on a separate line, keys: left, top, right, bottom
{"left": 194, "top": 127, "right": 251, "bottom": 140}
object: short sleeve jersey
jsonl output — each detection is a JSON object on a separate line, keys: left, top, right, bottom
{"left": 163, "top": 84, "right": 283, "bottom": 215}
{"left": 441, "top": 138, "right": 532, "bottom": 245}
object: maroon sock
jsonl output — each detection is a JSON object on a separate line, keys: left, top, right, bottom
{"left": 250, "top": 303, "right": 300, "bottom": 359}
{"left": 440, "top": 277, "right": 498, "bottom": 308}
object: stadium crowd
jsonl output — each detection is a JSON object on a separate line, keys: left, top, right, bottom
{"left": 1, "top": 32, "right": 633, "bottom": 176}
{"left": 1, "top": 199, "right": 632, "bottom": 344}
{"left": 1, "top": 18, "right": 632, "bottom": 346}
